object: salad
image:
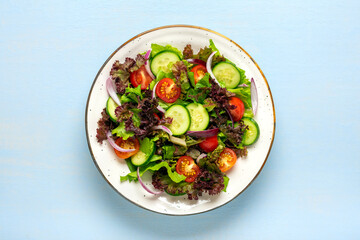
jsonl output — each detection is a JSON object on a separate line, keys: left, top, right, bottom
{"left": 96, "top": 40, "right": 260, "bottom": 200}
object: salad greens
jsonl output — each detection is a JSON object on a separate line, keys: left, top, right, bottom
{"left": 96, "top": 40, "right": 260, "bottom": 200}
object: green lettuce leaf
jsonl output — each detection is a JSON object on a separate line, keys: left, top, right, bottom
{"left": 195, "top": 73, "right": 211, "bottom": 89}
{"left": 111, "top": 122, "right": 134, "bottom": 140}
{"left": 243, "top": 108, "right": 254, "bottom": 118}
{"left": 149, "top": 70, "right": 174, "bottom": 90}
{"left": 125, "top": 159, "right": 137, "bottom": 172}
{"left": 203, "top": 98, "right": 216, "bottom": 112}
{"left": 150, "top": 44, "right": 183, "bottom": 59}
{"left": 185, "top": 136, "right": 204, "bottom": 146}
{"left": 139, "top": 137, "right": 154, "bottom": 153}
{"left": 120, "top": 161, "right": 186, "bottom": 183}
{"left": 131, "top": 112, "right": 141, "bottom": 128}
{"left": 125, "top": 84, "right": 143, "bottom": 101}
{"left": 162, "top": 145, "right": 175, "bottom": 159}
{"left": 120, "top": 94, "right": 134, "bottom": 104}
{"left": 188, "top": 71, "right": 196, "bottom": 87}
{"left": 222, "top": 176, "right": 229, "bottom": 192}
{"left": 209, "top": 39, "right": 220, "bottom": 56}
{"left": 227, "top": 86, "right": 252, "bottom": 109}
{"left": 149, "top": 154, "right": 162, "bottom": 162}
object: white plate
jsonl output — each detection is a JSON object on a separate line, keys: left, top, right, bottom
{"left": 85, "top": 25, "right": 275, "bottom": 215}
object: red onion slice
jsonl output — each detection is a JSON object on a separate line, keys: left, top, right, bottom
{"left": 157, "top": 106, "right": 166, "bottom": 113}
{"left": 238, "top": 83, "right": 249, "bottom": 87}
{"left": 151, "top": 125, "right": 173, "bottom": 135}
{"left": 152, "top": 81, "right": 166, "bottom": 113}
{"left": 106, "top": 131, "right": 135, "bottom": 153}
{"left": 137, "top": 167, "right": 163, "bottom": 195}
{"left": 206, "top": 51, "right": 220, "bottom": 86}
{"left": 145, "top": 60, "right": 155, "bottom": 80}
{"left": 196, "top": 153, "right": 207, "bottom": 164}
{"left": 251, "top": 78, "right": 258, "bottom": 115}
{"left": 186, "top": 58, "right": 206, "bottom": 67}
{"left": 152, "top": 81, "right": 160, "bottom": 99}
{"left": 187, "top": 128, "right": 219, "bottom": 138}
{"left": 106, "top": 77, "right": 121, "bottom": 106}
{"left": 144, "top": 50, "right": 151, "bottom": 60}
{"left": 144, "top": 50, "right": 155, "bottom": 79}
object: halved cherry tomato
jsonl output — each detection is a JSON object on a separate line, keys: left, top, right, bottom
{"left": 130, "top": 65, "right": 153, "bottom": 90}
{"left": 216, "top": 148, "right": 237, "bottom": 172}
{"left": 199, "top": 135, "right": 218, "bottom": 153}
{"left": 228, "top": 97, "right": 245, "bottom": 122}
{"left": 155, "top": 78, "right": 181, "bottom": 103}
{"left": 114, "top": 137, "right": 140, "bottom": 159}
{"left": 176, "top": 156, "right": 201, "bottom": 183}
{"left": 191, "top": 65, "right": 207, "bottom": 85}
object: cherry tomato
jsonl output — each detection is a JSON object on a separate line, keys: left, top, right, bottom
{"left": 155, "top": 78, "right": 181, "bottom": 103}
{"left": 191, "top": 65, "right": 207, "bottom": 85}
{"left": 228, "top": 97, "right": 245, "bottom": 122}
{"left": 199, "top": 135, "right": 218, "bottom": 153}
{"left": 130, "top": 65, "right": 153, "bottom": 90}
{"left": 176, "top": 156, "right": 201, "bottom": 183}
{"left": 114, "top": 137, "right": 140, "bottom": 159}
{"left": 216, "top": 148, "right": 237, "bottom": 172}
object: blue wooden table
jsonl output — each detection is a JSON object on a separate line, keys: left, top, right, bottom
{"left": 1, "top": 0, "right": 359, "bottom": 239}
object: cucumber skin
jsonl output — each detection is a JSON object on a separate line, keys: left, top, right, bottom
{"left": 165, "top": 104, "right": 191, "bottom": 136}
{"left": 212, "top": 62, "right": 241, "bottom": 89}
{"left": 242, "top": 117, "right": 260, "bottom": 146}
{"left": 186, "top": 103, "right": 209, "bottom": 131}
{"left": 106, "top": 94, "right": 121, "bottom": 122}
{"left": 131, "top": 142, "right": 155, "bottom": 167}
{"left": 125, "top": 158, "right": 137, "bottom": 172}
{"left": 165, "top": 189, "right": 186, "bottom": 196}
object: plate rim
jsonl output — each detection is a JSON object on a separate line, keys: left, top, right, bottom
{"left": 85, "top": 24, "right": 276, "bottom": 216}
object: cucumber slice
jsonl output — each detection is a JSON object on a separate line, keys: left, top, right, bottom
{"left": 164, "top": 105, "right": 191, "bottom": 136}
{"left": 106, "top": 95, "right": 121, "bottom": 122}
{"left": 130, "top": 141, "right": 155, "bottom": 166}
{"left": 242, "top": 117, "right": 260, "bottom": 146}
{"left": 150, "top": 51, "right": 181, "bottom": 76}
{"left": 186, "top": 103, "right": 209, "bottom": 131}
{"left": 165, "top": 189, "right": 186, "bottom": 196}
{"left": 125, "top": 158, "right": 137, "bottom": 172}
{"left": 212, "top": 62, "right": 241, "bottom": 89}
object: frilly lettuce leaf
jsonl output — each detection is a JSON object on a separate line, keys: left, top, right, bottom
{"left": 227, "top": 86, "right": 252, "bottom": 109}
{"left": 120, "top": 161, "right": 186, "bottom": 183}
{"left": 111, "top": 122, "right": 134, "bottom": 140}
{"left": 150, "top": 43, "right": 183, "bottom": 59}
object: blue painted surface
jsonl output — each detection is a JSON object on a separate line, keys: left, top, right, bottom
{"left": 1, "top": 0, "right": 359, "bottom": 239}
